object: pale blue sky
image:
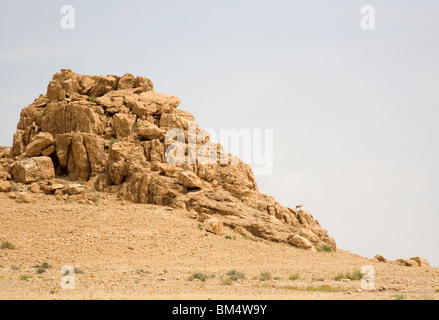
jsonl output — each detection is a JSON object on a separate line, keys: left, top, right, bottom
{"left": 1, "top": 0, "right": 439, "bottom": 266}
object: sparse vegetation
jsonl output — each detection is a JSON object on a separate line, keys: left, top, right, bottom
{"left": 132, "top": 122, "right": 141, "bottom": 132}
{"left": 287, "top": 285, "right": 300, "bottom": 290}
{"left": 92, "top": 196, "right": 100, "bottom": 205}
{"left": 226, "top": 270, "right": 245, "bottom": 281}
{"left": 393, "top": 294, "right": 406, "bottom": 300}
{"left": 188, "top": 272, "right": 208, "bottom": 282}
{"left": 49, "top": 290, "right": 56, "bottom": 294}
{"left": 89, "top": 95, "right": 96, "bottom": 103}
{"left": 10, "top": 182, "right": 19, "bottom": 192}
{"left": 1, "top": 241, "right": 16, "bottom": 250}
{"left": 136, "top": 269, "right": 152, "bottom": 274}
{"left": 225, "top": 235, "right": 232, "bottom": 240}
{"left": 20, "top": 275, "right": 32, "bottom": 281}
{"left": 306, "top": 285, "right": 345, "bottom": 293}
{"left": 289, "top": 274, "right": 300, "bottom": 281}
{"left": 312, "top": 276, "right": 325, "bottom": 282}
{"left": 74, "top": 267, "right": 85, "bottom": 274}
{"left": 33, "top": 262, "right": 52, "bottom": 274}
{"left": 110, "top": 137, "right": 120, "bottom": 145}
{"left": 259, "top": 270, "right": 272, "bottom": 281}
{"left": 334, "top": 270, "right": 363, "bottom": 281}
{"left": 316, "top": 246, "right": 332, "bottom": 253}
{"left": 221, "top": 277, "right": 234, "bottom": 285}
{"left": 77, "top": 179, "right": 86, "bottom": 185}
{"left": 435, "top": 289, "right": 439, "bottom": 293}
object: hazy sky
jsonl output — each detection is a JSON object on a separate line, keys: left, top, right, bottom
{"left": 1, "top": 0, "right": 439, "bottom": 266}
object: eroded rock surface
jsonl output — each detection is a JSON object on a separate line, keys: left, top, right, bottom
{"left": 1, "top": 69, "right": 337, "bottom": 251}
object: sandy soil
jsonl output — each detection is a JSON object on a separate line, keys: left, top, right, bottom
{"left": 0, "top": 193, "right": 438, "bottom": 300}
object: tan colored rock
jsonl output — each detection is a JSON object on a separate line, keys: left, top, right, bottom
{"left": 108, "top": 142, "right": 150, "bottom": 185}
{"left": 374, "top": 254, "right": 387, "bottom": 262}
{"left": 28, "top": 184, "right": 43, "bottom": 194}
{"left": 136, "top": 123, "right": 166, "bottom": 141}
{"left": 55, "top": 133, "right": 106, "bottom": 181}
{"left": 15, "top": 192, "right": 36, "bottom": 204}
{"left": 88, "top": 75, "right": 118, "bottom": 97}
{"left": 113, "top": 113, "right": 137, "bottom": 139}
{"left": 63, "top": 184, "right": 86, "bottom": 195}
{"left": 25, "top": 132, "right": 54, "bottom": 157}
{"left": 410, "top": 257, "right": 430, "bottom": 267}
{"left": 41, "top": 100, "right": 105, "bottom": 136}
{"left": 41, "top": 145, "right": 56, "bottom": 156}
{"left": 204, "top": 218, "right": 224, "bottom": 235}
{"left": 78, "top": 75, "right": 95, "bottom": 95}
{"left": 187, "top": 209, "right": 199, "bottom": 219}
{"left": 178, "top": 171, "right": 202, "bottom": 189}
{"left": 138, "top": 91, "right": 181, "bottom": 114}
{"left": 11, "top": 129, "right": 26, "bottom": 157}
{"left": 0, "top": 181, "right": 12, "bottom": 193}
{"left": 11, "top": 157, "right": 55, "bottom": 184}
{"left": 288, "top": 235, "right": 314, "bottom": 250}
{"left": 117, "top": 73, "right": 136, "bottom": 90}
{"left": 134, "top": 76, "right": 153, "bottom": 92}
{"left": 396, "top": 259, "right": 418, "bottom": 267}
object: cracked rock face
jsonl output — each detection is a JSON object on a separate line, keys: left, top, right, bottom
{"left": 2, "top": 69, "right": 336, "bottom": 251}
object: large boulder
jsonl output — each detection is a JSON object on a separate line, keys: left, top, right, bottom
{"left": 410, "top": 257, "right": 430, "bottom": 267}
{"left": 11, "top": 157, "right": 55, "bottom": 184}
{"left": 25, "top": 132, "right": 54, "bottom": 157}
{"left": 288, "top": 235, "right": 314, "bottom": 250}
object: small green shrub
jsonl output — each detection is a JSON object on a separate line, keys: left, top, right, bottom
{"left": 287, "top": 285, "right": 300, "bottom": 290}
{"left": 74, "top": 267, "right": 85, "bottom": 274}
{"left": 289, "top": 274, "right": 300, "bottom": 281}
{"left": 33, "top": 262, "right": 52, "bottom": 274}
{"left": 221, "top": 277, "right": 234, "bottom": 285}
{"left": 334, "top": 270, "right": 363, "bottom": 281}
{"left": 89, "top": 95, "right": 96, "bottom": 103}
{"left": 306, "top": 285, "right": 344, "bottom": 292}
{"left": 225, "top": 235, "right": 232, "bottom": 240}
{"left": 259, "top": 270, "right": 272, "bottom": 281}
{"left": 316, "top": 246, "right": 332, "bottom": 253}
{"left": 393, "top": 294, "right": 406, "bottom": 300}
{"left": 227, "top": 270, "right": 245, "bottom": 281}
{"left": 92, "top": 196, "right": 99, "bottom": 205}
{"left": 132, "top": 122, "right": 141, "bottom": 132}
{"left": 20, "top": 275, "right": 32, "bottom": 281}
{"left": 188, "top": 272, "right": 208, "bottom": 282}
{"left": 110, "top": 137, "right": 120, "bottom": 145}
{"left": 1, "top": 241, "right": 15, "bottom": 250}
{"left": 136, "top": 269, "right": 152, "bottom": 274}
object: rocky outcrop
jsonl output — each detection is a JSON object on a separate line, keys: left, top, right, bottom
{"left": 11, "top": 157, "right": 55, "bottom": 184}
{"left": 2, "top": 69, "right": 337, "bottom": 251}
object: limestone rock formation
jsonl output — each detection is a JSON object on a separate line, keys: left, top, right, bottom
{"left": 1, "top": 69, "right": 337, "bottom": 251}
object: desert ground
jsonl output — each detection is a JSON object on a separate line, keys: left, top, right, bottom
{"left": 0, "top": 192, "right": 437, "bottom": 300}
